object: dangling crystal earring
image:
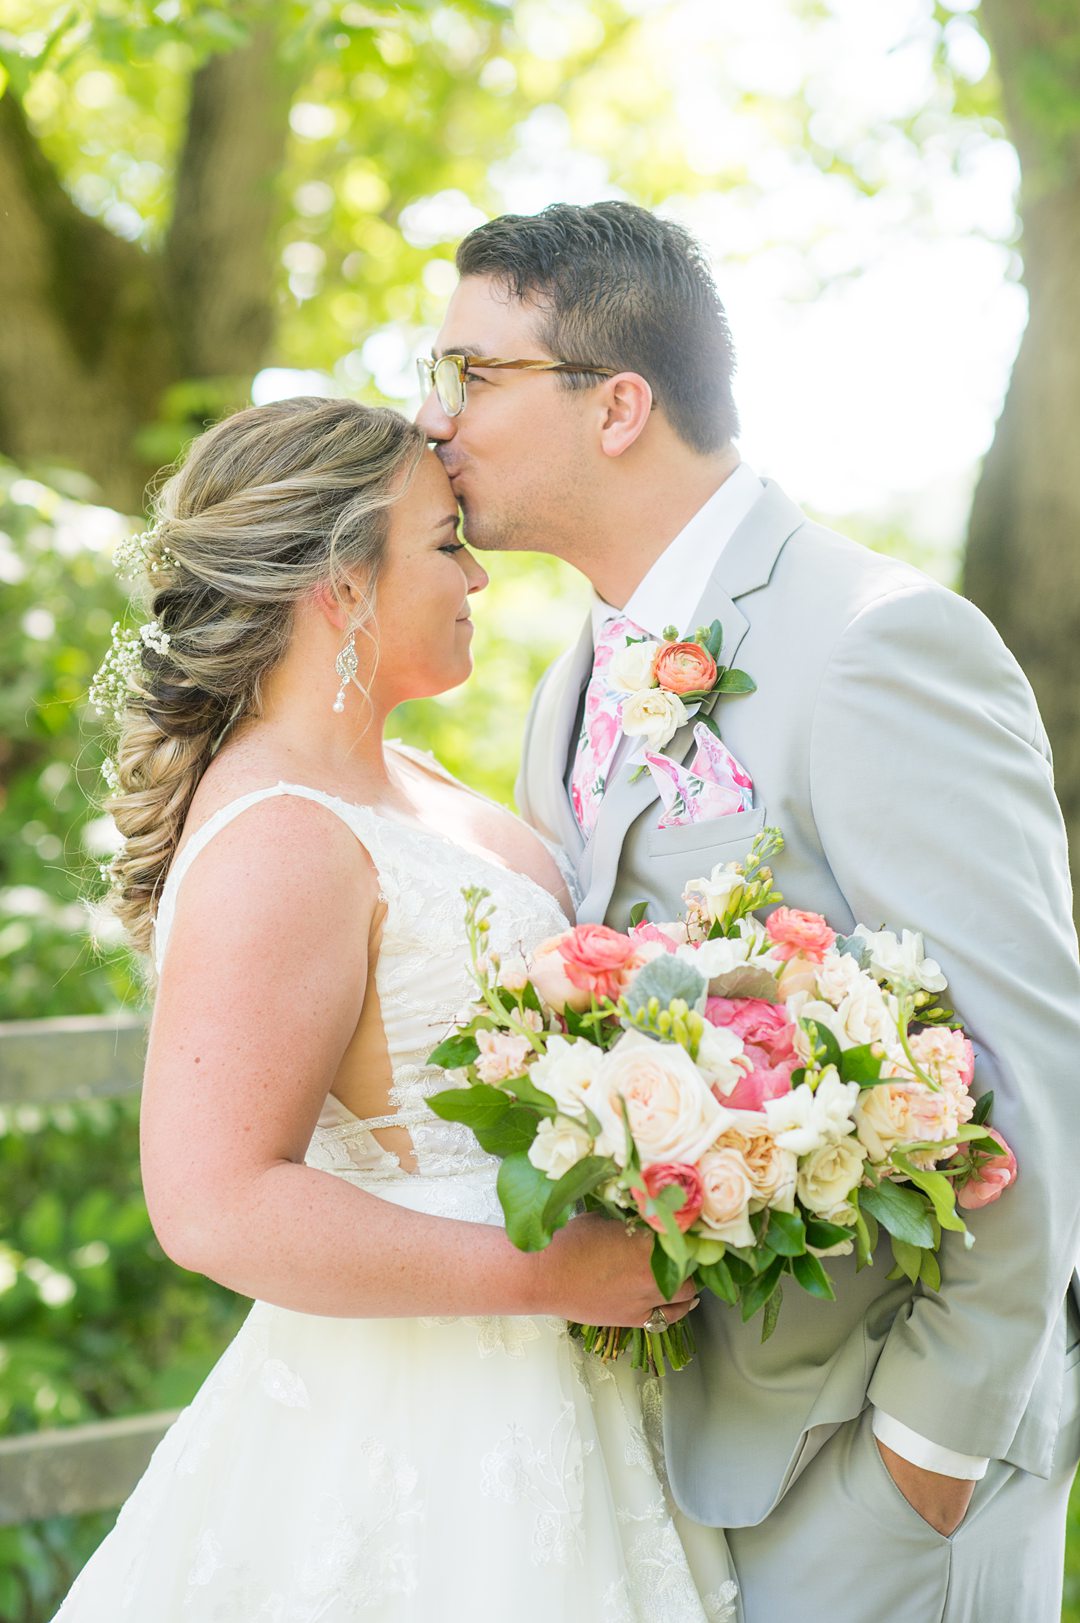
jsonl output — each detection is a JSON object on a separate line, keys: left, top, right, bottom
{"left": 332, "top": 631, "right": 358, "bottom": 714}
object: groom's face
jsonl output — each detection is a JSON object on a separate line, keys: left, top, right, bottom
{"left": 417, "top": 274, "right": 593, "bottom": 553}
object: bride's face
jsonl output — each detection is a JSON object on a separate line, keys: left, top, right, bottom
{"left": 370, "top": 450, "right": 489, "bottom": 705}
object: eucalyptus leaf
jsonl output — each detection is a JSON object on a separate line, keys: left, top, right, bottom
{"left": 706, "top": 963, "right": 783, "bottom": 1002}
{"left": 622, "top": 954, "right": 708, "bottom": 1018}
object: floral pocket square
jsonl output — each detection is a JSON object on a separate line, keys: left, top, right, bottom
{"left": 645, "top": 723, "right": 754, "bottom": 829}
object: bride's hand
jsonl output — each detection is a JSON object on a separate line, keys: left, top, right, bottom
{"left": 527, "top": 1212, "right": 700, "bottom": 1328}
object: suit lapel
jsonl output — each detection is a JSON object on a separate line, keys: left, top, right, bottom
{"left": 578, "top": 479, "right": 806, "bottom": 921}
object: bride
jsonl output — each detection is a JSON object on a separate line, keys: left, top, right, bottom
{"left": 53, "top": 395, "right": 739, "bottom": 1621}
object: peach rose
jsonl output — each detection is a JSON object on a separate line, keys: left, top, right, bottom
{"left": 529, "top": 935, "right": 593, "bottom": 1014}
{"left": 714, "top": 1125, "right": 796, "bottom": 1210}
{"left": 654, "top": 640, "right": 718, "bottom": 696}
{"left": 956, "top": 1129, "right": 1018, "bottom": 1210}
{"left": 907, "top": 1027, "right": 976, "bottom": 1109}
{"left": 592, "top": 1029, "right": 726, "bottom": 1165}
{"left": 632, "top": 1162, "right": 705, "bottom": 1232}
{"left": 474, "top": 1029, "right": 534, "bottom": 1085}
{"left": 696, "top": 1147, "right": 755, "bottom": 1244}
{"left": 765, "top": 907, "right": 837, "bottom": 963}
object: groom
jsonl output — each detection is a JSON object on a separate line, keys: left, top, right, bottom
{"left": 417, "top": 200, "right": 1080, "bottom": 1620}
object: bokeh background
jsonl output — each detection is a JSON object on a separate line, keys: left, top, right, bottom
{"left": 1, "top": 0, "right": 1078, "bottom": 1616}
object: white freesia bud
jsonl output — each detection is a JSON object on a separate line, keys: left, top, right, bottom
{"left": 609, "top": 639, "right": 659, "bottom": 693}
{"left": 621, "top": 688, "right": 688, "bottom": 753}
{"left": 763, "top": 1069, "right": 860, "bottom": 1155}
{"left": 852, "top": 925, "right": 947, "bottom": 994}
{"left": 682, "top": 863, "right": 745, "bottom": 924}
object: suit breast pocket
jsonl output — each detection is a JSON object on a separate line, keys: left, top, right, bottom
{"left": 645, "top": 804, "right": 766, "bottom": 862}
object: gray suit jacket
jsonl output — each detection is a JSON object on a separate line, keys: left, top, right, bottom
{"left": 516, "top": 479, "right": 1080, "bottom": 1528}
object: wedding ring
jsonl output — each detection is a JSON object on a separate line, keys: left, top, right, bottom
{"left": 642, "top": 1306, "right": 669, "bottom": 1333}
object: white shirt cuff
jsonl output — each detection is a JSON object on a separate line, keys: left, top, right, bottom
{"left": 871, "top": 1408, "right": 989, "bottom": 1481}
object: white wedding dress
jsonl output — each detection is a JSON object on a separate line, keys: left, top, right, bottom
{"left": 52, "top": 746, "right": 739, "bottom": 1623}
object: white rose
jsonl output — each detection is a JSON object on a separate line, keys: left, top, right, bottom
{"left": 797, "top": 1136, "right": 867, "bottom": 1218}
{"left": 527, "top": 1115, "right": 594, "bottom": 1180}
{"left": 697, "top": 1147, "right": 756, "bottom": 1244}
{"left": 763, "top": 1069, "right": 859, "bottom": 1155}
{"left": 590, "top": 1028, "right": 726, "bottom": 1166}
{"left": 695, "top": 1020, "right": 748, "bottom": 1096}
{"left": 676, "top": 935, "right": 750, "bottom": 982}
{"left": 621, "top": 688, "right": 689, "bottom": 753}
{"left": 814, "top": 947, "right": 864, "bottom": 1005}
{"left": 609, "top": 638, "right": 659, "bottom": 693}
{"left": 852, "top": 925, "right": 947, "bottom": 994}
{"left": 530, "top": 1035, "right": 601, "bottom": 1118}
{"left": 854, "top": 1082, "right": 916, "bottom": 1162}
{"left": 835, "top": 978, "right": 900, "bottom": 1051}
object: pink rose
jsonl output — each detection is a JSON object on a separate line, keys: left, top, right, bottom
{"left": 705, "top": 998, "right": 795, "bottom": 1064}
{"left": 654, "top": 641, "right": 718, "bottom": 696}
{"left": 765, "top": 907, "right": 837, "bottom": 963}
{"left": 956, "top": 1129, "right": 1018, "bottom": 1210}
{"left": 628, "top": 921, "right": 683, "bottom": 955}
{"left": 589, "top": 710, "right": 619, "bottom": 764}
{"left": 560, "top": 924, "right": 642, "bottom": 1004}
{"left": 631, "top": 1162, "right": 705, "bottom": 1233}
{"left": 722, "top": 1049, "right": 798, "bottom": 1112}
{"left": 474, "top": 1029, "right": 534, "bottom": 1085}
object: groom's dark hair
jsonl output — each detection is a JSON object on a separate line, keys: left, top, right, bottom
{"left": 455, "top": 200, "right": 738, "bottom": 454}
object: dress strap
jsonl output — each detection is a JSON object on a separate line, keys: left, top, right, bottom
{"left": 152, "top": 782, "right": 376, "bottom": 973}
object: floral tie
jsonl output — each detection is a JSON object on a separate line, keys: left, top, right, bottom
{"left": 568, "top": 615, "right": 645, "bottom": 837}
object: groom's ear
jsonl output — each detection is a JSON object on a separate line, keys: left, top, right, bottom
{"left": 597, "top": 372, "right": 654, "bottom": 459}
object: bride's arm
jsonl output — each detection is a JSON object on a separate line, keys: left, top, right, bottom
{"left": 140, "top": 794, "right": 689, "bottom": 1327}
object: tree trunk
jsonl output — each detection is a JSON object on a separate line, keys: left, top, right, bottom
{"left": 0, "top": 21, "right": 294, "bottom": 513}
{"left": 964, "top": 0, "right": 1080, "bottom": 927}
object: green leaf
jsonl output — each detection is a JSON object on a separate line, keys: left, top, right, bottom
{"left": 650, "top": 1185, "right": 691, "bottom": 1271}
{"left": 800, "top": 1017, "right": 842, "bottom": 1072}
{"left": 497, "top": 1153, "right": 566, "bottom": 1252}
{"left": 839, "top": 1044, "right": 886, "bottom": 1085}
{"left": 804, "top": 1217, "right": 855, "bottom": 1250}
{"left": 791, "top": 1251, "right": 837, "bottom": 1300}
{"left": 508, "top": 1073, "right": 558, "bottom": 1115}
{"left": 889, "top": 1234, "right": 923, "bottom": 1284}
{"left": 541, "top": 1155, "right": 617, "bottom": 1229}
{"left": 704, "top": 618, "right": 724, "bottom": 661}
{"left": 697, "top": 1256, "right": 738, "bottom": 1304}
{"left": 971, "top": 1089, "right": 994, "bottom": 1126}
{"left": 629, "top": 901, "right": 649, "bottom": 927}
{"left": 920, "top": 1248, "right": 942, "bottom": 1291}
{"left": 473, "top": 1105, "right": 542, "bottom": 1157}
{"left": 427, "top": 1032, "right": 481, "bottom": 1069}
{"left": 717, "top": 667, "right": 756, "bottom": 695}
{"left": 761, "top": 1281, "right": 784, "bottom": 1341}
{"left": 764, "top": 1207, "right": 807, "bottom": 1257}
{"left": 740, "top": 1255, "right": 785, "bottom": 1322}
{"left": 650, "top": 1232, "right": 686, "bottom": 1300}
{"left": 891, "top": 1156, "right": 967, "bottom": 1234}
{"left": 426, "top": 1083, "right": 510, "bottom": 1131}
{"left": 859, "top": 1179, "right": 936, "bottom": 1248}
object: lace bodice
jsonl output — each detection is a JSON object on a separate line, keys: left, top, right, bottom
{"left": 152, "top": 744, "right": 572, "bottom": 1222}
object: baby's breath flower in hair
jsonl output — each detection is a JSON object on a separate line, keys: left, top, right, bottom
{"left": 89, "top": 620, "right": 170, "bottom": 728}
{"left": 112, "top": 524, "right": 180, "bottom": 580}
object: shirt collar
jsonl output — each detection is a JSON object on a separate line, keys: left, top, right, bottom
{"left": 590, "top": 462, "right": 763, "bottom": 642}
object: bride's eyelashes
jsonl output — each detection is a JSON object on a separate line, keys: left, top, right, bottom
{"left": 439, "top": 541, "right": 466, "bottom": 555}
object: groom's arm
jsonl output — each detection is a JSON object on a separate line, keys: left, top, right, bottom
{"left": 809, "top": 579, "right": 1080, "bottom": 1475}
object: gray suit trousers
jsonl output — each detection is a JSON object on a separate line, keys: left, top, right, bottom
{"left": 726, "top": 1304, "right": 1080, "bottom": 1623}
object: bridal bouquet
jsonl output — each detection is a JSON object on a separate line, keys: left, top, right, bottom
{"left": 427, "top": 830, "right": 1016, "bottom": 1374}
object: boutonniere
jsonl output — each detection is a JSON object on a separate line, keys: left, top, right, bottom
{"left": 610, "top": 620, "right": 756, "bottom": 778}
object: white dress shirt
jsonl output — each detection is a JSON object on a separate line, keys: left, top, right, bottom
{"left": 587, "top": 461, "right": 989, "bottom": 1483}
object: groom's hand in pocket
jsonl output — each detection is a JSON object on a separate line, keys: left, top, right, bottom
{"left": 875, "top": 1439, "right": 976, "bottom": 1536}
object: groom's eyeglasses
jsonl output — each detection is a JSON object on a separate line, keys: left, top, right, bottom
{"left": 417, "top": 352, "right": 618, "bottom": 418}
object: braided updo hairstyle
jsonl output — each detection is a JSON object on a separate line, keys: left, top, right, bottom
{"left": 103, "top": 396, "right": 426, "bottom": 956}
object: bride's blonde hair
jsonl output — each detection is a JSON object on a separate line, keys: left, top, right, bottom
{"left": 101, "top": 396, "right": 426, "bottom": 955}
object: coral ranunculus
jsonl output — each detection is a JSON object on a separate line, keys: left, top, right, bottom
{"left": 654, "top": 641, "right": 718, "bottom": 696}
{"left": 557, "top": 924, "right": 642, "bottom": 1003}
{"left": 956, "top": 1129, "right": 1018, "bottom": 1209}
{"left": 632, "top": 1162, "right": 705, "bottom": 1232}
{"left": 764, "top": 907, "right": 837, "bottom": 963}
